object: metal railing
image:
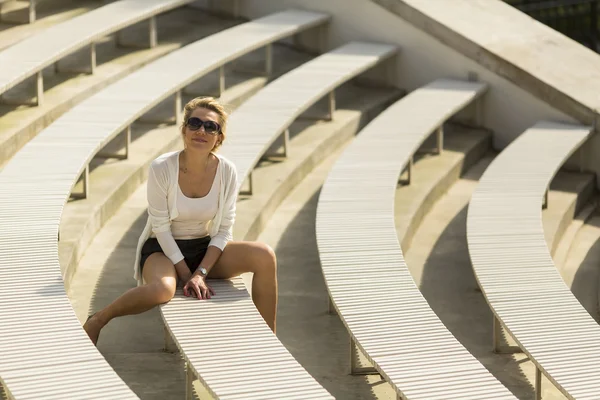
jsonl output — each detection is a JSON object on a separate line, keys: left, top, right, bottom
{"left": 506, "top": 0, "right": 599, "bottom": 51}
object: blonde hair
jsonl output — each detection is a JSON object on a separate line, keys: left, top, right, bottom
{"left": 181, "top": 96, "right": 228, "bottom": 151}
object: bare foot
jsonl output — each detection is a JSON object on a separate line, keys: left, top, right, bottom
{"left": 83, "top": 314, "right": 104, "bottom": 346}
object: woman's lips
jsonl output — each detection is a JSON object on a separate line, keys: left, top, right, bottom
{"left": 192, "top": 138, "right": 207, "bottom": 143}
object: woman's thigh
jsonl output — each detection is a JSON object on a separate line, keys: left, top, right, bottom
{"left": 208, "top": 241, "right": 275, "bottom": 279}
{"left": 142, "top": 252, "right": 178, "bottom": 288}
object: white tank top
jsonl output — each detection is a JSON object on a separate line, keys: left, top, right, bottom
{"left": 170, "top": 164, "right": 220, "bottom": 239}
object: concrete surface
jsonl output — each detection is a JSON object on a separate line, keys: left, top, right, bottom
{"left": 0, "top": 7, "right": 239, "bottom": 167}
{"left": 58, "top": 45, "right": 297, "bottom": 290}
{"left": 394, "top": 123, "right": 491, "bottom": 250}
{"left": 371, "top": 0, "right": 600, "bottom": 127}
{"left": 60, "top": 42, "right": 394, "bottom": 292}
{"left": 556, "top": 209, "right": 600, "bottom": 322}
{"left": 256, "top": 140, "right": 397, "bottom": 400}
{"left": 0, "top": 0, "right": 101, "bottom": 50}
{"left": 67, "top": 81, "right": 399, "bottom": 399}
{"left": 402, "top": 155, "right": 595, "bottom": 399}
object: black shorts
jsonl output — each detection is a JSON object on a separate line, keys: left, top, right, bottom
{"left": 140, "top": 236, "right": 211, "bottom": 274}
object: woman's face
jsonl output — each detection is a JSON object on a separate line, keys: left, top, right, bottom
{"left": 183, "top": 107, "right": 222, "bottom": 151}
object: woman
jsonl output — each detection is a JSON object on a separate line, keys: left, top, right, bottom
{"left": 83, "top": 97, "right": 278, "bottom": 345}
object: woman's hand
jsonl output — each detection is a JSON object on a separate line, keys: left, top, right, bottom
{"left": 183, "top": 275, "right": 215, "bottom": 299}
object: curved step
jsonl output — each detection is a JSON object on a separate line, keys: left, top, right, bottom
{"left": 0, "top": 0, "right": 100, "bottom": 50}
{"left": 0, "top": 7, "right": 239, "bottom": 167}
{"left": 161, "top": 40, "right": 396, "bottom": 400}
{"left": 0, "top": 0, "right": 200, "bottom": 101}
{"left": 316, "top": 79, "right": 518, "bottom": 399}
{"left": 0, "top": 9, "right": 329, "bottom": 399}
{"left": 68, "top": 78, "right": 398, "bottom": 396}
{"left": 467, "top": 121, "right": 600, "bottom": 399}
{"left": 556, "top": 207, "right": 600, "bottom": 320}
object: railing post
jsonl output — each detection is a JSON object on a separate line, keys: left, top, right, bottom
{"left": 185, "top": 362, "right": 194, "bottom": 400}
{"left": 28, "top": 0, "right": 36, "bottom": 23}
{"left": 124, "top": 125, "right": 131, "bottom": 159}
{"left": 217, "top": 65, "right": 225, "bottom": 98}
{"left": 535, "top": 367, "right": 542, "bottom": 400}
{"left": 349, "top": 338, "right": 377, "bottom": 375}
{"left": 283, "top": 128, "right": 289, "bottom": 158}
{"left": 175, "top": 90, "right": 182, "bottom": 127}
{"left": 493, "top": 315, "right": 501, "bottom": 353}
{"left": 327, "top": 90, "right": 335, "bottom": 121}
{"left": 265, "top": 43, "right": 273, "bottom": 77}
{"left": 149, "top": 16, "right": 157, "bottom": 48}
{"left": 240, "top": 171, "right": 253, "bottom": 196}
{"left": 90, "top": 42, "right": 97, "bottom": 74}
{"left": 36, "top": 70, "right": 44, "bottom": 107}
{"left": 406, "top": 156, "right": 413, "bottom": 185}
{"left": 72, "top": 165, "right": 89, "bottom": 200}
{"left": 327, "top": 296, "right": 336, "bottom": 315}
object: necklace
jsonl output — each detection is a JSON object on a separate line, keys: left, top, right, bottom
{"left": 181, "top": 151, "right": 210, "bottom": 174}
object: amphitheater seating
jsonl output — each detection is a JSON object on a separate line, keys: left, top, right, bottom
{"left": 315, "top": 79, "right": 520, "bottom": 399}
{"left": 160, "top": 40, "right": 397, "bottom": 399}
{"left": 0, "top": 9, "right": 330, "bottom": 400}
{"left": 223, "top": 41, "right": 398, "bottom": 188}
{"left": 0, "top": 0, "right": 200, "bottom": 107}
{"left": 0, "top": 0, "right": 36, "bottom": 23}
{"left": 467, "top": 121, "right": 600, "bottom": 399}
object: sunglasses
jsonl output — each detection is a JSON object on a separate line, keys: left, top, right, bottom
{"left": 185, "top": 117, "right": 221, "bottom": 135}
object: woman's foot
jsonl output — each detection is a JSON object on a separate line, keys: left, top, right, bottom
{"left": 83, "top": 313, "right": 105, "bottom": 346}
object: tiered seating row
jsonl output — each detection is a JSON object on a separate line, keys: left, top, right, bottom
{"left": 0, "top": 0, "right": 200, "bottom": 107}
{"left": 0, "top": 9, "right": 331, "bottom": 400}
{"left": 161, "top": 40, "right": 397, "bottom": 399}
{"left": 467, "top": 121, "right": 600, "bottom": 400}
{"left": 316, "top": 79, "right": 519, "bottom": 399}
{"left": 0, "top": 0, "right": 36, "bottom": 23}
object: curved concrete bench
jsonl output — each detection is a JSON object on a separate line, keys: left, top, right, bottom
{"left": 467, "top": 121, "right": 600, "bottom": 399}
{"left": 160, "top": 41, "right": 395, "bottom": 399}
{"left": 0, "top": 10, "right": 329, "bottom": 400}
{"left": 315, "top": 79, "right": 518, "bottom": 399}
{"left": 0, "top": 0, "right": 200, "bottom": 107}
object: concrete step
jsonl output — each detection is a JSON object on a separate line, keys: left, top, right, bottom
{"left": 394, "top": 123, "right": 492, "bottom": 251}
{"left": 67, "top": 82, "right": 401, "bottom": 398}
{"left": 543, "top": 170, "right": 596, "bottom": 256}
{"left": 402, "top": 156, "right": 594, "bottom": 400}
{"left": 255, "top": 134, "right": 397, "bottom": 399}
{"left": 60, "top": 42, "right": 319, "bottom": 291}
{"left": 0, "top": 7, "right": 240, "bottom": 167}
{"left": 0, "top": 0, "right": 102, "bottom": 50}
{"left": 554, "top": 203, "right": 600, "bottom": 321}
{"left": 0, "top": 0, "right": 98, "bottom": 26}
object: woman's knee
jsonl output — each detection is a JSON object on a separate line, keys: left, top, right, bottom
{"left": 253, "top": 243, "right": 277, "bottom": 274}
{"left": 150, "top": 278, "right": 176, "bottom": 303}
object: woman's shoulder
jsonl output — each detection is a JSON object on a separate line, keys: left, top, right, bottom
{"left": 214, "top": 153, "right": 237, "bottom": 175}
{"left": 150, "top": 151, "right": 180, "bottom": 171}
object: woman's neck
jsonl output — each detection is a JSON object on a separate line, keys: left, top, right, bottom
{"left": 181, "top": 149, "right": 211, "bottom": 173}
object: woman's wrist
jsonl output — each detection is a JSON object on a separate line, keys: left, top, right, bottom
{"left": 193, "top": 265, "right": 209, "bottom": 279}
{"left": 174, "top": 260, "right": 191, "bottom": 280}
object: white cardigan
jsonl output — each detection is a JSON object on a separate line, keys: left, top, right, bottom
{"left": 133, "top": 150, "right": 238, "bottom": 286}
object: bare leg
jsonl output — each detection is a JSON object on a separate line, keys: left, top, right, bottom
{"left": 209, "top": 241, "right": 278, "bottom": 333}
{"left": 83, "top": 253, "right": 177, "bottom": 345}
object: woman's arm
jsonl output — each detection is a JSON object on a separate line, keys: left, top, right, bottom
{"left": 184, "top": 162, "right": 238, "bottom": 299}
{"left": 147, "top": 162, "right": 191, "bottom": 281}
{"left": 208, "top": 162, "right": 239, "bottom": 251}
